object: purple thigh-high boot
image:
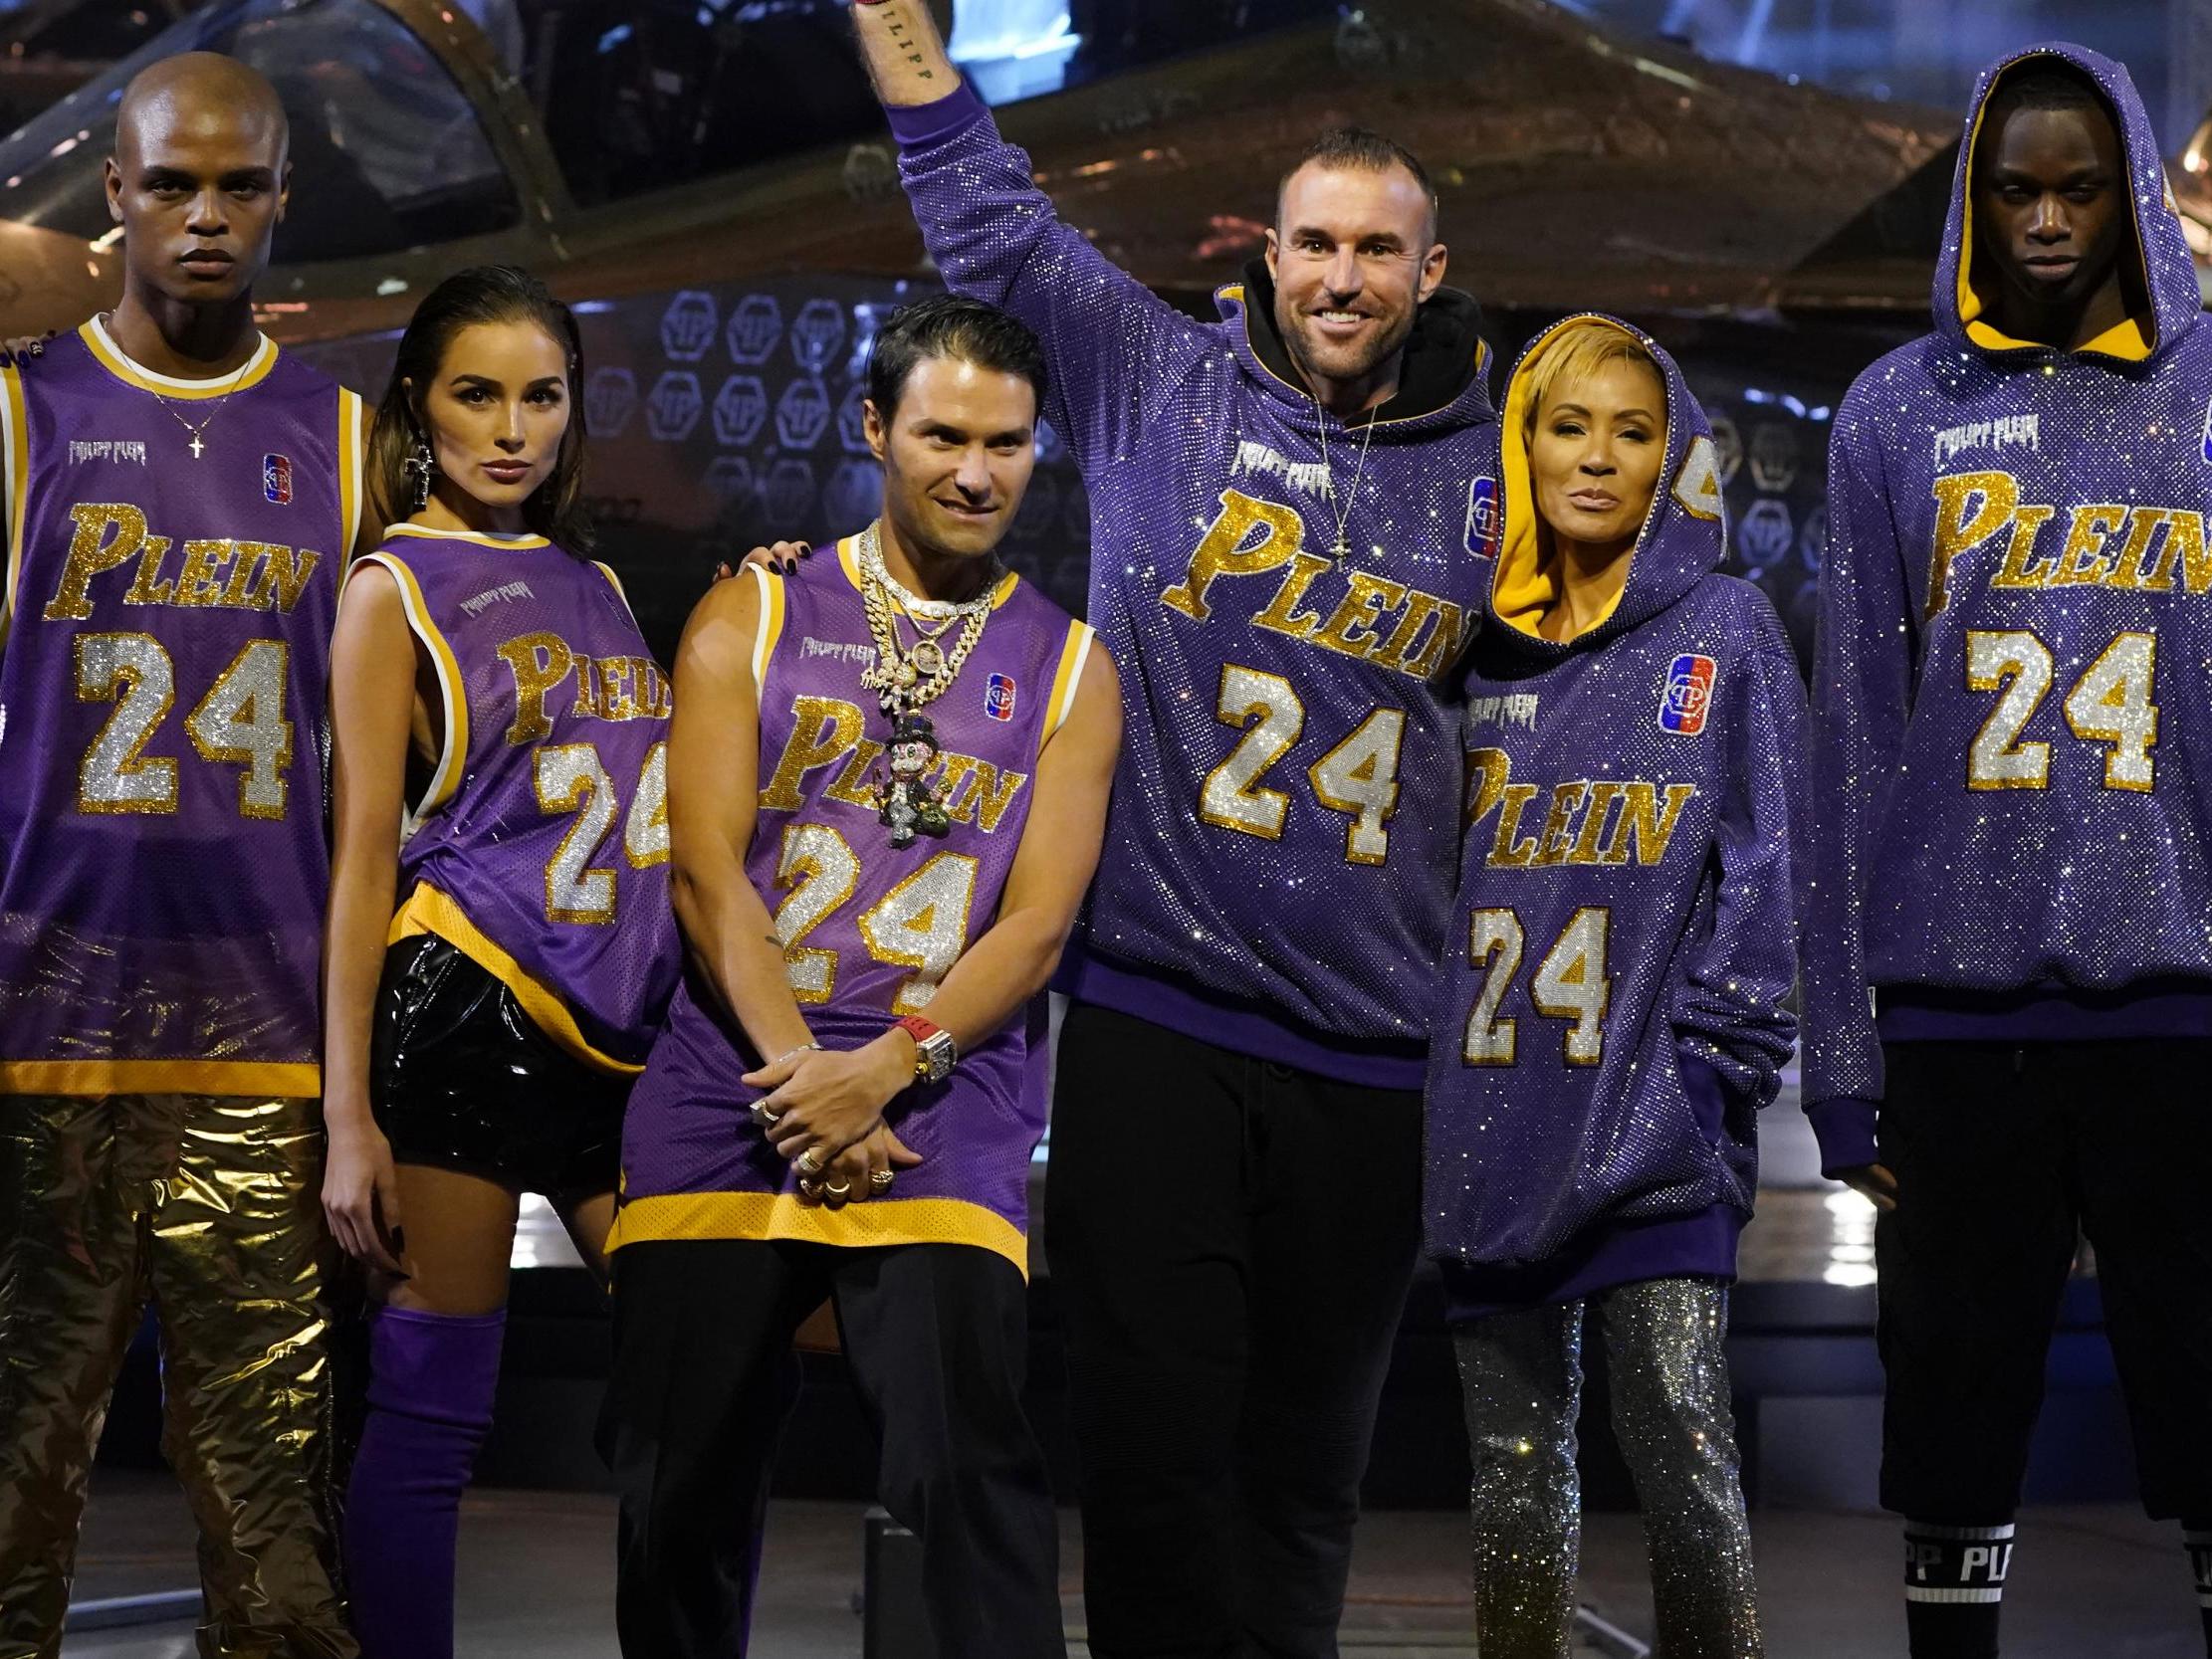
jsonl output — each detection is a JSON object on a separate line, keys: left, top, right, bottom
{"left": 344, "top": 1305, "right": 506, "bottom": 1659}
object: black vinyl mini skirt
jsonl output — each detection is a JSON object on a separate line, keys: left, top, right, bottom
{"left": 370, "top": 933, "right": 631, "bottom": 1203}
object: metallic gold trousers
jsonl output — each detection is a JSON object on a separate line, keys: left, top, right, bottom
{"left": 1454, "top": 1277, "right": 1762, "bottom": 1659}
{"left": 0, "top": 1094, "right": 354, "bottom": 1659}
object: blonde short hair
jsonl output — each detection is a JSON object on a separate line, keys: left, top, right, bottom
{"left": 1519, "top": 319, "right": 1662, "bottom": 441}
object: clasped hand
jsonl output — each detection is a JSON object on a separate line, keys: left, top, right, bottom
{"left": 744, "top": 1041, "right": 921, "bottom": 1208}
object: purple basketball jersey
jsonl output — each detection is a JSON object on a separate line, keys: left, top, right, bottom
{"left": 360, "top": 527, "right": 679, "bottom": 1070}
{"left": 0, "top": 320, "right": 363, "bottom": 1097}
{"left": 611, "top": 538, "right": 1096, "bottom": 1274}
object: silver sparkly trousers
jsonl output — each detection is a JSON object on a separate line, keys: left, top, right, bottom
{"left": 1453, "top": 1276, "right": 1762, "bottom": 1659}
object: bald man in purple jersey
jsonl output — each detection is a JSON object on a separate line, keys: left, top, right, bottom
{"left": 0, "top": 55, "right": 363, "bottom": 1659}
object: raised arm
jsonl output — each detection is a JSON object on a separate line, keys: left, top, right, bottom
{"left": 1801, "top": 406, "right": 1913, "bottom": 1196}
{"left": 1672, "top": 624, "right": 1808, "bottom": 1115}
{"left": 850, "top": 0, "right": 1210, "bottom": 475}
{"left": 320, "top": 562, "right": 419, "bottom": 1273}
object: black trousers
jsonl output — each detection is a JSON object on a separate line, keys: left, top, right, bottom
{"left": 1045, "top": 1002, "right": 1424, "bottom": 1659}
{"left": 597, "top": 1238, "right": 1065, "bottom": 1658}
{"left": 1877, "top": 1039, "right": 2212, "bottom": 1523}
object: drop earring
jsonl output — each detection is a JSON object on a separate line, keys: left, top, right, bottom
{"left": 404, "top": 440, "right": 435, "bottom": 514}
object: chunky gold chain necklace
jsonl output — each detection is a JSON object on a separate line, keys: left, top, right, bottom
{"left": 855, "top": 521, "right": 996, "bottom": 720}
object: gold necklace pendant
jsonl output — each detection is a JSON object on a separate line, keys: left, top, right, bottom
{"left": 909, "top": 638, "right": 948, "bottom": 678}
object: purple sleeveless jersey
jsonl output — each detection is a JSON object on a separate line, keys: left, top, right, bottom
{"left": 358, "top": 526, "right": 679, "bottom": 1071}
{"left": 609, "top": 537, "right": 1096, "bottom": 1275}
{"left": 0, "top": 320, "right": 363, "bottom": 1097}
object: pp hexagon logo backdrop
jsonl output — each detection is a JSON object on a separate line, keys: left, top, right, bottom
{"left": 713, "top": 376, "right": 770, "bottom": 449}
{"left": 726, "top": 295, "right": 784, "bottom": 366}
{"left": 790, "top": 300, "right": 849, "bottom": 376}
{"left": 659, "top": 292, "right": 718, "bottom": 363}
{"left": 645, "top": 372, "right": 704, "bottom": 443}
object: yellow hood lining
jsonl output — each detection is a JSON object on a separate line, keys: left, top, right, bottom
{"left": 1953, "top": 57, "right": 2156, "bottom": 362}
{"left": 1491, "top": 316, "right": 1661, "bottom": 643}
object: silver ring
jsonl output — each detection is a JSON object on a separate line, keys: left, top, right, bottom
{"left": 825, "top": 1179, "right": 852, "bottom": 1198}
{"left": 797, "top": 1176, "right": 823, "bottom": 1201}
{"left": 753, "top": 1099, "right": 782, "bottom": 1128}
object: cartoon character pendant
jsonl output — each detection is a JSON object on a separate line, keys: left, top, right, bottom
{"left": 876, "top": 712, "right": 953, "bottom": 848}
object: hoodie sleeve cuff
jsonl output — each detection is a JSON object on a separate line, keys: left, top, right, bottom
{"left": 1807, "top": 1098, "right": 1880, "bottom": 1179}
{"left": 885, "top": 79, "right": 989, "bottom": 149}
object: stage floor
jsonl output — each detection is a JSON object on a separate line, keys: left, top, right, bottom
{"left": 65, "top": 1474, "right": 2198, "bottom": 1657}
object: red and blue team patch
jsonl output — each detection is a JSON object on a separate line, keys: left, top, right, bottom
{"left": 262, "top": 453, "right": 293, "bottom": 505}
{"left": 1659, "top": 653, "right": 1716, "bottom": 735}
{"left": 985, "top": 672, "right": 1017, "bottom": 723}
{"left": 1465, "top": 475, "right": 1499, "bottom": 558}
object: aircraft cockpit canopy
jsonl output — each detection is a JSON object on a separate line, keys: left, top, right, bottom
{"left": 0, "top": 0, "right": 1347, "bottom": 262}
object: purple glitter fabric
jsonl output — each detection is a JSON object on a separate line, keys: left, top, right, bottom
{"left": 894, "top": 84, "right": 1497, "bottom": 1081}
{"left": 612, "top": 546, "right": 1094, "bottom": 1272}
{"left": 1425, "top": 317, "right": 1805, "bottom": 1274}
{"left": 1801, "top": 44, "right": 2212, "bottom": 1172}
{"left": 362, "top": 526, "right": 679, "bottom": 1070}
{"left": 0, "top": 320, "right": 359, "bottom": 1095}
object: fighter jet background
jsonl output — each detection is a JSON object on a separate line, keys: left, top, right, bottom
{"left": 0, "top": 0, "right": 1992, "bottom": 661}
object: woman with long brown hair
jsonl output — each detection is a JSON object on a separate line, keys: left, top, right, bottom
{"left": 320, "top": 264, "right": 678, "bottom": 1659}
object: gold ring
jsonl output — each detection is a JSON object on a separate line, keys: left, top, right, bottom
{"left": 796, "top": 1147, "right": 824, "bottom": 1175}
{"left": 825, "top": 1179, "right": 852, "bottom": 1198}
{"left": 868, "top": 1169, "right": 895, "bottom": 1191}
{"left": 797, "top": 1176, "right": 823, "bottom": 1200}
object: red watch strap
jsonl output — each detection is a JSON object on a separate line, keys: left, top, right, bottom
{"left": 895, "top": 1014, "right": 943, "bottom": 1045}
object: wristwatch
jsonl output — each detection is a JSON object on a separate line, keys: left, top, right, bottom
{"left": 896, "top": 1014, "right": 957, "bottom": 1083}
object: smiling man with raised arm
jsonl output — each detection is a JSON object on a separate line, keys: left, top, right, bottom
{"left": 843, "top": 6, "right": 1499, "bottom": 1653}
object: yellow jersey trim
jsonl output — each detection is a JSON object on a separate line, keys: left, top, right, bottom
{"left": 1040, "top": 619, "right": 1095, "bottom": 757}
{"left": 603, "top": 1188, "right": 1029, "bottom": 1277}
{"left": 354, "top": 551, "right": 469, "bottom": 820}
{"left": 380, "top": 523, "right": 552, "bottom": 549}
{"left": 748, "top": 562, "right": 786, "bottom": 697}
{"left": 0, "top": 1058, "right": 321, "bottom": 1098}
{"left": 337, "top": 389, "right": 365, "bottom": 558}
{"left": 81, "top": 316, "right": 278, "bottom": 398}
{"left": 388, "top": 882, "right": 643, "bottom": 1075}
{"left": 835, "top": 532, "right": 1020, "bottom": 609}
{"left": 0, "top": 361, "right": 25, "bottom": 647}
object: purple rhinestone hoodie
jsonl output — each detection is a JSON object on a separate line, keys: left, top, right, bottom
{"left": 1425, "top": 316, "right": 1807, "bottom": 1309}
{"left": 1801, "top": 44, "right": 2212, "bottom": 1175}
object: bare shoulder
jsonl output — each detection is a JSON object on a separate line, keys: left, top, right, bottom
{"left": 1048, "top": 631, "right": 1122, "bottom": 759}
{"left": 335, "top": 556, "right": 403, "bottom": 622}
{"left": 677, "top": 563, "right": 773, "bottom": 679}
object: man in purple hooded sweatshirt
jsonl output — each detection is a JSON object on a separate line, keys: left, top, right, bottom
{"left": 1805, "top": 45, "right": 2212, "bottom": 1659}
{"left": 837, "top": 4, "right": 1498, "bottom": 1652}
